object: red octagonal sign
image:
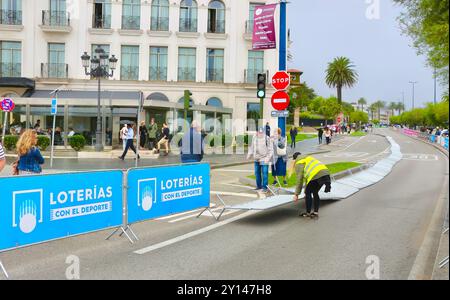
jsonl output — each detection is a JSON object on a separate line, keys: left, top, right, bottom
{"left": 272, "top": 71, "right": 290, "bottom": 90}
{"left": 271, "top": 91, "right": 290, "bottom": 111}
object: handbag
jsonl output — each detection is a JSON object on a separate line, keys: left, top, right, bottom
{"left": 276, "top": 139, "right": 287, "bottom": 156}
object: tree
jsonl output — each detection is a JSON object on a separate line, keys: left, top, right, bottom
{"left": 319, "top": 97, "right": 342, "bottom": 125}
{"left": 350, "top": 111, "right": 369, "bottom": 128}
{"left": 388, "top": 102, "right": 397, "bottom": 117}
{"left": 325, "top": 57, "right": 358, "bottom": 104}
{"left": 341, "top": 102, "right": 355, "bottom": 123}
{"left": 288, "top": 82, "right": 317, "bottom": 127}
{"left": 358, "top": 97, "right": 367, "bottom": 111}
{"left": 369, "top": 103, "right": 377, "bottom": 120}
{"left": 396, "top": 102, "right": 405, "bottom": 114}
{"left": 395, "top": 0, "right": 449, "bottom": 88}
{"left": 373, "top": 101, "right": 386, "bottom": 120}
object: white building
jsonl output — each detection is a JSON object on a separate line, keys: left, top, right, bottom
{"left": 0, "top": 0, "right": 281, "bottom": 148}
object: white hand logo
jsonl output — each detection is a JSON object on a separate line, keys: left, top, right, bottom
{"left": 19, "top": 200, "right": 37, "bottom": 234}
{"left": 141, "top": 186, "right": 153, "bottom": 212}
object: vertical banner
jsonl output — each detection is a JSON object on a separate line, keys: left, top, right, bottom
{"left": 252, "top": 4, "right": 277, "bottom": 50}
{"left": 127, "top": 164, "right": 210, "bottom": 224}
{"left": 0, "top": 171, "right": 123, "bottom": 252}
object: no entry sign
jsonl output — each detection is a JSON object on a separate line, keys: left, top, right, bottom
{"left": 0, "top": 98, "right": 15, "bottom": 112}
{"left": 272, "top": 71, "right": 290, "bottom": 90}
{"left": 271, "top": 91, "right": 290, "bottom": 111}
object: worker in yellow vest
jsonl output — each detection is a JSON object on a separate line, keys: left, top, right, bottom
{"left": 291, "top": 152, "right": 332, "bottom": 218}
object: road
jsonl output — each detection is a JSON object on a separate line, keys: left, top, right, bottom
{"left": 1, "top": 129, "right": 447, "bottom": 279}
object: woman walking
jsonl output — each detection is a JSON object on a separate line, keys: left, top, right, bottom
{"left": 16, "top": 129, "right": 45, "bottom": 175}
{"left": 139, "top": 121, "right": 148, "bottom": 150}
{"left": 324, "top": 127, "right": 332, "bottom": 145}
{"left": 272, "top": 128, "right": 288, "bottom": 186}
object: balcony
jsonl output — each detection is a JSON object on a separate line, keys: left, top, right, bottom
{"left": 92, "top": 15, "right": 111, "bottom": 29}
{"left": 0, "top": 62, "right": 21, "bottom": 77}
{"left": 206, "top": 69, "right": 224, "bottom": 83}
{"left": 122, "top": 15, "right": 140, "bottom": 30}
{"left": 179, "top": 18, "right": 197, "bottom": 33}
{"left": 149, "top": 67, "right": 167, "bottom": 82}
{"left": 150, "top": 17, "right": 169, "bottom": 31}
{"left": 41, "top": 63, "right": 68, "bottom": 79}
{"left": 244, "top": 69, "right": 268, "bottom": 84}
{"left": 178, "top": 67, "right": 196, "bottom": 82}
{"left": 40, "top": 10, "right": 71, "bottom": 32}
{"left": 0, "top": 9, "right": 22, "bottom": 25}
{"left": 207, "top": 19, "right": 225, "bottom": 34}
{"left": 120, "top": 66, "right": 139, "bottom": 81}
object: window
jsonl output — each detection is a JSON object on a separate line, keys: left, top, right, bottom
{"left": 247, "top": 2, "right": 261, "bottom": 33}
{"left": 206, "top": 97, "right": 223, "bottom": 108}
{"left": 207, "top": 0, "right": 225, "bottom": 33}
{"left": 121, "top": 45, "right": 139, "bottom": 80}
{"left": 178, "top": 47, "right": 196, "bottom": 82}
{"left": 47, "top": 43, "right": 66, "bottom": 78}
{"left": 247, "top": 103, "right": 260, "bottom": 131}
{"left": 0, "top": 0, "right": 22, "bottom": 25}
{"left": 179, "top": 0, "right": 197, "bottom": 32}
{"left": 48, "top": 0, "right": 68, "bottom": 26}
{"left": 151, "top": 0, "right": 169, "bottom": 31}
{"left": 247, "top": 50, "right": 264, "bottom": 83}
{"left": 206, "top": 49, "right": 224, "bottom": 82}
{"left": 149, "top": 46, "right": 168, "bottom": 81}
{"left": 93, "top": 0, "right": 111, "bottom": 29}
{"left": 0, "top": 41, "right": 21, "bottom": 77}
{"left": 122, "top": 0, "right": 140, "bottom": 30}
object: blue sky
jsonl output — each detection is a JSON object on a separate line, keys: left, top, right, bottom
{"left": 287, "top": 0, "right": 444, "bottom": 109}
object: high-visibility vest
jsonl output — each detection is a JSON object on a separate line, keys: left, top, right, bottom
{"left": 296, "top": 156, "right": 328, "bottom": 185}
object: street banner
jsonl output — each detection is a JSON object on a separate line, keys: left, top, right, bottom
{"left": 127, "top": 164, "right": 210, "bottom": 224}
{"left": 402, "top": 128, "right": 419, "bottom": 137}
{"left": 252, "top": 4, "right": 277, "bottom": 50}
{"left": 0, "top": 171, "right": 123, "bottom": 252}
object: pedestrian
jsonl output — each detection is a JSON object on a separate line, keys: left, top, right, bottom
{"left": 290, "top": 127, "right": 298, "bottom": 148}
{"left": 15, "top": 129, "right": 45, "bottom": 175}
{"left": 247, "top": 126, "right": 273, "bottom": 192}
{"left": 67, "top": 127, "right": 76, "bottom": 137}
{"left": 271, "top": 128, "right": 288, "bottom": 186}
{"left": 289, "top": 152, "right": 332, "bottom": 218}
{"left": 317, "top": 127, "right": 324, "bottom": 144}
{"left": 0, "top": 143, "right": 6, "bottom": 172}
{"left": 120, "top": 124, "right": 128, "bottom": 151}
{"left": 181, "top": 120, "right": 204, "bottom": 163}
{"left": 325, "top": 127, "right": 332, "bottom": 145}
{"left": 265, "top": 122, "right": 271, "bottom": 137}
{"left": 148, "top": 118, "right": 158, "bottom": 150}
{"left": 118, "top": 123, "right": 140, "bottom": 160}
{"left": 139, "top": 121, "right": 148, "bottom": 150}
{"left": 156, "top": 123, "right": 170, "bottom": 156}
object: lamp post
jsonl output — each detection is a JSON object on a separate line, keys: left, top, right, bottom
{"left": 409, "top": 81, "right": 418, "bottom": 110}
{"left": 81, "top": 46, "right": 118, "bottom": 152}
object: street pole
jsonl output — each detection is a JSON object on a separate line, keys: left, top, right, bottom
{"left": 96, "top": 77, "right": 103, "bottom": 152}
{"left": 434, "top": 68, "right": 437, "bottom": 105}
{"left": 409, "top": 81, "right": 417, "bottom": 110}
{"left": 50, "top": 90, "right": 58, "bottom": 169}
{"left": 278, "top": 0, "right": 287, "bottom": 138}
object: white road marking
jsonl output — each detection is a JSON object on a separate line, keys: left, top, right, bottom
{"left": 210, "top": 191, "right": 258, "bottom": 199}
{"left": 402, "top": 154, "right": 439, "bottom": 161}
{"left": 134, "top": 211, "right": 257, "bottom": 255}
{"left": 155, "top": 203, "right": 217, "bottom": 220}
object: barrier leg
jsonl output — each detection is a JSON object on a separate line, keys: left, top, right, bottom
{"left": 216, "top": 208, "right": 227, "bottom": 221}
{"left": 0, "top": 260, "right": 8, "bottom": 279}
{"left": 106, "top": 226, "right": 137, "bottom": 244}
{"left": 119, "top": 225, "right": 139, "bottom": 241}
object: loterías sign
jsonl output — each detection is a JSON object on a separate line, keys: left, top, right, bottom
{"left": 252, "top": 4, "right": 277, "bottom": 50}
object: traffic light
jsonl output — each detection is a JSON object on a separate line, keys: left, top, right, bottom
{"left": 257, "top": 73, "right": 266, "bottom": 99}
{"left": 184, "top": 90, "right": 193, "bottom": 110}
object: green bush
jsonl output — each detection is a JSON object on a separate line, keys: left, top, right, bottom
{"left": 222, "top": 134, "right": 233, "bottom": 148}
{"left": 37, "top": 136, "right": 50, "bottom": 151}
{"left": 69, "top": 135, "right": 86, "bottom": 151}
{"left": 3, "top": 135, "right": 19, "bottom": 151}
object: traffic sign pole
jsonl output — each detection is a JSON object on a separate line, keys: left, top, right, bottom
{"left": 50, "top": 95, "right": 58, "bottom": 168}
{"left": 278, "top": 0, "right": 287, "bottom": 138}
{"left": 1, "top": 111, "right": 7, "bottom": 146}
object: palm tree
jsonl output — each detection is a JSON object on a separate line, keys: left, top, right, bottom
{"left": 369, "top": 103, "right": 377, "bottom": 120}
{"left": 325, "top": 57, "right": 359, "bottom": 104}
{"left": 374, "top": 101, "right": 386, "bottom": 120}
{"left": 388, "top": 102, "right": 397, "bottom": 117}
{"left": 396, "top": 102, "right": 405, "bottom": 114}
{"left": 358, "top": 97, "right": 367, "bottom": 112}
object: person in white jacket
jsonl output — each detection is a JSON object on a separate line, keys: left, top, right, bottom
{"left": 247, "top": 126, "right": 274, "bottom": 192}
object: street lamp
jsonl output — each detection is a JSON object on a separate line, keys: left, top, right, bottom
{"left": 81, "top": 46, "right": 118, "bottom": 152}
{"left": 409, "top": 81, "right": 418, "bottom": 110}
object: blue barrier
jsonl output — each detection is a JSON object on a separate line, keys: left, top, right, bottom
{"left": 444, "top": 137, "right": 449, "bottom": 150}
{"left": 127, "top": 164, "right": 210, "bottom": 224}
{"left": 430, "top": 135, "right": 436, "bottom": 143}
{"left": 0, "top": 171, "right": 123, "bottom": 252}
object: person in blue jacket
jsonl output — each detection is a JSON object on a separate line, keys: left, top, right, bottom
{"left": 181, "top": 120, "right": 205, "bottom": 163}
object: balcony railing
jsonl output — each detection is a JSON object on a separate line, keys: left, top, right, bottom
{"left": 206, "top": 69, "right": 224, "bottom": 82}
{"left": 245, "top": 20, "right": 253, "bottom": 34}
{"left": 150, "top": 16, "right": 169, "bottom": 31}
{"left": 92, "top": 15, "right": 111, "bottom": 29}
{"left": 120, "top": 66, "right": 139, "bottom": 80}
{"left": 149, "top": 66, "right": 167, "bottom": 81}
{"left": 178, "top": 67, "right": 196, "bottom": 82}
{"left": 42, "top": 10, "right": 70, "bottom": 27}
{"left": 122, "top": 15, "right": 140, "bottom": 30}
{"left": 244, "top": 69, "right": 268, "bottom": 84}
{"left": 179, "top": 17, "right": 197, "bottom": 32}
{"left": 0, "top": 62, "right": 21, "bottom": 77}
{"left": 0, "top": 9, "right": 22, "bottom": 25}
{"left": 41, "top": 63, "right": 68, "bottom": 79}
{"left": 207, "top": 19, "right": 225, "bottom": 34}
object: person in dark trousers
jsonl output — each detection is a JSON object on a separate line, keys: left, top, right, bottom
{"left": 181, "top": 121, "right": 204, "bottom": 163}
{"left": 317, "top": 127, "right": 324, "bottom": 144}
{"left": 148, "top": 118, "right": 158, "bottom": 150}
{"left": 156, "top": 123, "right": 170, "bottom": 156}
{"left": 118, "top": 123, "right": 140, "bottom": 160}
{"left": 265, "top": 122, "right": 271, "bottom": 137}
{"left": 290, "top": 127, "right": 298, "bottom": 148}
{"left": 290, "top": 152, "right": 332, "bottom": 219}
{"left": 139, "top": 121, "right": 148, "bottom": 150}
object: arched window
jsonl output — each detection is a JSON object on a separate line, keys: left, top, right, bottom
{"left": 151, "top": 0, "right": 169, "bottom": 31}
{"left": 206, "top": 97, "right": 223, "bottom": 107}
{"left": 179, "top": 0, "right": 197, "bottom": 32}
{"left": 147, "top": 92, "right": 169, "bottom": 101}
{"left": 208, "top": 0, "right": 225, "bottom": 33}
{"left": 178, "top": 96, "right": 195, "bottom": 106}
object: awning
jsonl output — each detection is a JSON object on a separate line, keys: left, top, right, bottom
{"left": 0, "top": 77, "right": 35, "bottom": 97}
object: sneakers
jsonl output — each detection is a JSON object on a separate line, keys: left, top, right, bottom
{"left": 118, "top": 156, "right": 124, "bottom": 161}
{"left": 283, "top": 180, "right": 288, "bottom": 185}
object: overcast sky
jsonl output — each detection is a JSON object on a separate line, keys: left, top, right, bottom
{"left": 287, "top": 0, "right": 444, "bottom": 109}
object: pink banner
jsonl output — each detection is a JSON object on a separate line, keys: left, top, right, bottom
{"left": 402, "top": 128, "right": 419, "bottom": 137}
{"left": 252, "top": 4, "right": 277, "bottom": 50}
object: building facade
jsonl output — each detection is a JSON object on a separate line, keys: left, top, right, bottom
{"left": 0, "top": 0, "right": 280, "bottom": 149}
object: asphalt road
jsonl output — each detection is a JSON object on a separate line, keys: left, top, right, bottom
{"left": 1, "top": 129, "right": 447, "bottom": 280}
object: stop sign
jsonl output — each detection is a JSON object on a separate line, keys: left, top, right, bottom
{"left": 271, "top": 91, "right": 290, "bottom": 111}
{"left": 272, "top": 71, "right": 290, "bottom": 90}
